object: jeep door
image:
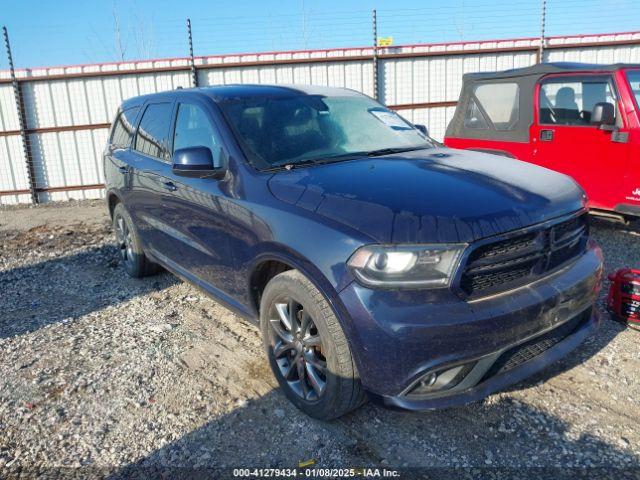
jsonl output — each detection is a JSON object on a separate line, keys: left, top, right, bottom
{"left": 620, "top": 69, "right": 640, "bottom": 215}
{"left": 531, "top": 74, "right": 630, "bottom": 211}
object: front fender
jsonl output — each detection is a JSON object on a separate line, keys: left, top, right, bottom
{"left": 245, "top": 243, "right": 365, "bottom": 374}
{"left": 247, "top": 244, "right": 352, "bottom": 321}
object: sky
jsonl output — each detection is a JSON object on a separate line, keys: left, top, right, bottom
{"left": 2, "top": 0, "right": 639, "bottom": 70}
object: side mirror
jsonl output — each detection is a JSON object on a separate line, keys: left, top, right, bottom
{"left": 172, "top": 146, "right": 226, "bottom": 179}
{"left": 414, "top": 124, "right": 429, "bottom": 137}
{"left": 591, "top": 102, "right": 615, "bottom": 130}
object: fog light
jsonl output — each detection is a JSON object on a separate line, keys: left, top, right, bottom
{"left": 407, "top": 362, "right": 476, "bottom": 397}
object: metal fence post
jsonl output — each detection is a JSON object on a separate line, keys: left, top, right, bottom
{"left": 187, "top": 18, "right": 198, "bottom": 87}
{"left": 538, "top": 0, "right": 547, "bottom": 63}
{"left": 372, "top": 9, "right": 379, "bottom": 100}
{"left": 3, "top": 26, "right": 38, "bottom": 204}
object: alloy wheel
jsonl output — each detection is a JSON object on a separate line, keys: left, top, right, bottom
{"left": 115, "top": 214, "right": 134, "bottom": 268}
{"left": 269, "top": 298, "right": 327, "bottom": 401}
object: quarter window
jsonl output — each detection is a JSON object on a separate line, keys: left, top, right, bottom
{"left": 463, "top": 98, "right": 489, "bottom": 130}
{"left": 134, "top": 103, "right": 174, "bottom": 161}
{"left": 539, "top": 76, "right": 616, "bottom": 126}
{"left": 472, "top": 83, "right": 519, "bottom": 130}
{"left": 110, "top": 107, "right": 139, "bottom": 149}
{"left": 173, "top": 104, "right": 220, "bottom": 162}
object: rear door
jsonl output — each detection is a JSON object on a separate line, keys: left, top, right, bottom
{"left": 128, "top": 101, "right": 178, "bottom": 254}
{"left": 531, "top": 74, "right": 630, "bottom": 210}
{"left": 104, "top": 106, "right": 140, "bottom": 198}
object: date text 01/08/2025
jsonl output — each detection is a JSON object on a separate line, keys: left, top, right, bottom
{"left": 232, "top": 467, "right": 401, "bottom": 477}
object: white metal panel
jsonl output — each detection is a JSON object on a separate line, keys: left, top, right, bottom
{"left": 310, "top": 64, "right": 328, "bottom": 86}
{"left": 428, "top": 58, "right": 447, "bottom": 103}
{"left": 257, "top": 67, "right": 277, "bottom": 84}
{"left": 445, "top": 57, "right": 464, "bottom": 101}
{"left": 85, "top": 78, "right": 110, "bottom": 124}
{"left": 223, "top": 69, "right": 243, "bottom": 84}
{"left": 0, "top": 85, "right": 20, "bottom": 132}
{"left": 546, "top": 45, "right": 640, "bottom": 64}
{"left": 120, "top": 75, "right": 141, "bottom": 101}
{"left": 293, "top": 64, "right": 312, "bottom": 84}
{"left": 275, "top": 65, "right": 295, "bottom": 84}
{"left": 240, "top": 68, "right": 260, "bottom": 84}
{"left": 0, "top": 135, "right": 30, "bottom": 205}
{"left": 202, "top": 69, "right": 226, "bottom": 86}
{"left": 397, "top": 106, "right": 457, "bottom": 142}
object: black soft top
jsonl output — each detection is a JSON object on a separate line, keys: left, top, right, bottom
{"left": 463, "top": 62, "right": 639, "bottom": 81}
{"left": 446, "top": 62, "right": 637, "bottom": 143}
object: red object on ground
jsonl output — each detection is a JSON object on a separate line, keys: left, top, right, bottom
{"left": 607, "top": 268, "right": 640, "bottom": 328}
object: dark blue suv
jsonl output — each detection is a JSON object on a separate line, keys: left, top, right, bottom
{"left": 104, "top": 84, "right": 603, "bottom": 419}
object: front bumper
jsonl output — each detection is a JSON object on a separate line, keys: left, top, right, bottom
{"left": 338, "top": 241, "right": 603, "bottom": 410}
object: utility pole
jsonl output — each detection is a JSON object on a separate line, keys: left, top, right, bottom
{"left": 538, "top": 0, "right": 547, "bottom": 63}
{"left": 187, "top": 18, "right": 198, "bottom": 87}
{"left": 3, "top": 26, "right": 37, "bottom": 204}
{"left": 372, "top": 9, "right": 379, "bottom": 100}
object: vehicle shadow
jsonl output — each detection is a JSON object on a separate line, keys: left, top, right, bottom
{"left": 108, "top": 382, "right": 639, "bottom": 479}
{"left": 0, "top": 244, "right": 178, "bottom": 340}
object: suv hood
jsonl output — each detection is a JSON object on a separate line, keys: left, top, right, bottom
{"left": 267, "top": 148, "right": 585, "bottom": 244}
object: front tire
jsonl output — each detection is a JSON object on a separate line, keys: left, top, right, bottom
{"left": 112, "top": 203, "right": 159, "bottom": 278}
{"left": 260, "top": 270, "right": 366, "bottom": 420}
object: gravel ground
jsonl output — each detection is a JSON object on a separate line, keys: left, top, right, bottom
{"left": 0, "top": 200, "right": 639, "bottom": 478}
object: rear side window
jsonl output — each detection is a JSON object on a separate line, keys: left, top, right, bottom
{"left": 464, "top": 98, "right": 489, "bottom": 130}
{"left": 173, "top": 104, "right": 220, "bottom": 155}
{"left": 134, "top": 103, "right": 174, "bottom": 161}
{"left": 469, "top": 83, "right": 519, "bottom": 130}
{"left": 539, "top": 76, "right": 616, "bottom": 126}
{"left": 110, "top": 107, "right": 139, "bottom": 149}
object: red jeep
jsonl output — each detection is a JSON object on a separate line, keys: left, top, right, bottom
{"left": 444, "top": 62, "right": 640, "bottom": 222}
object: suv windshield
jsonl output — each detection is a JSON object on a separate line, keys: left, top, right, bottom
{"left": 219, "top": 94, "right": 432, "bottom": 169}
{"left": 626, "top": 70, "right": 640, "bottom": 109}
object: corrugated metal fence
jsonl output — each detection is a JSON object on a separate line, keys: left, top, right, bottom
{"left": 1, "top": 31, "right": 640, "bottom": 204}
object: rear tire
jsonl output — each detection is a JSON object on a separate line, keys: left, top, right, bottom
{"left": 260, "top": 270, "right": 366, "bottom": 420}
{"left": 112, "top": 203, "right": 159, "bottom": 278}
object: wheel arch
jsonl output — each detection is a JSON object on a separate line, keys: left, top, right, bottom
{"left": 107, "top": 190, "right": 123, "bottom": 220}
{"left": 247, "top": 249, "right": 353, "bottom": 334}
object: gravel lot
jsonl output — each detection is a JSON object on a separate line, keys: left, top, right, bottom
{"left": 0, "top": 200, "right": 639, "bottom": 477}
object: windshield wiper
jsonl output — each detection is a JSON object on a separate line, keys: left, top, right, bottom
{"left": 268, "top": 152, "right": 364, "bottom": 170}
{"left": 364, "top": 146, "right": 430, "bottom": 157}
{"left": 266, "top": 146, "right": 430, "bottom": 171}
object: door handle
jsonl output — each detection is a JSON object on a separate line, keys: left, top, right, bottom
{"left": 540, "top": 129, "right": 554, "bottom": 141}
{"left": 162, "top": 181, "right": 178, "bottom": 192}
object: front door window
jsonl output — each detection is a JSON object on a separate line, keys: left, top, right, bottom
{"left": 539, "top": 76, "right": 616, "bottom": 126}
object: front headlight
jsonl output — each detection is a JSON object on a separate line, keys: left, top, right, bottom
{"left": 347, "top": 244, "right": 466, "bottom": 288}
